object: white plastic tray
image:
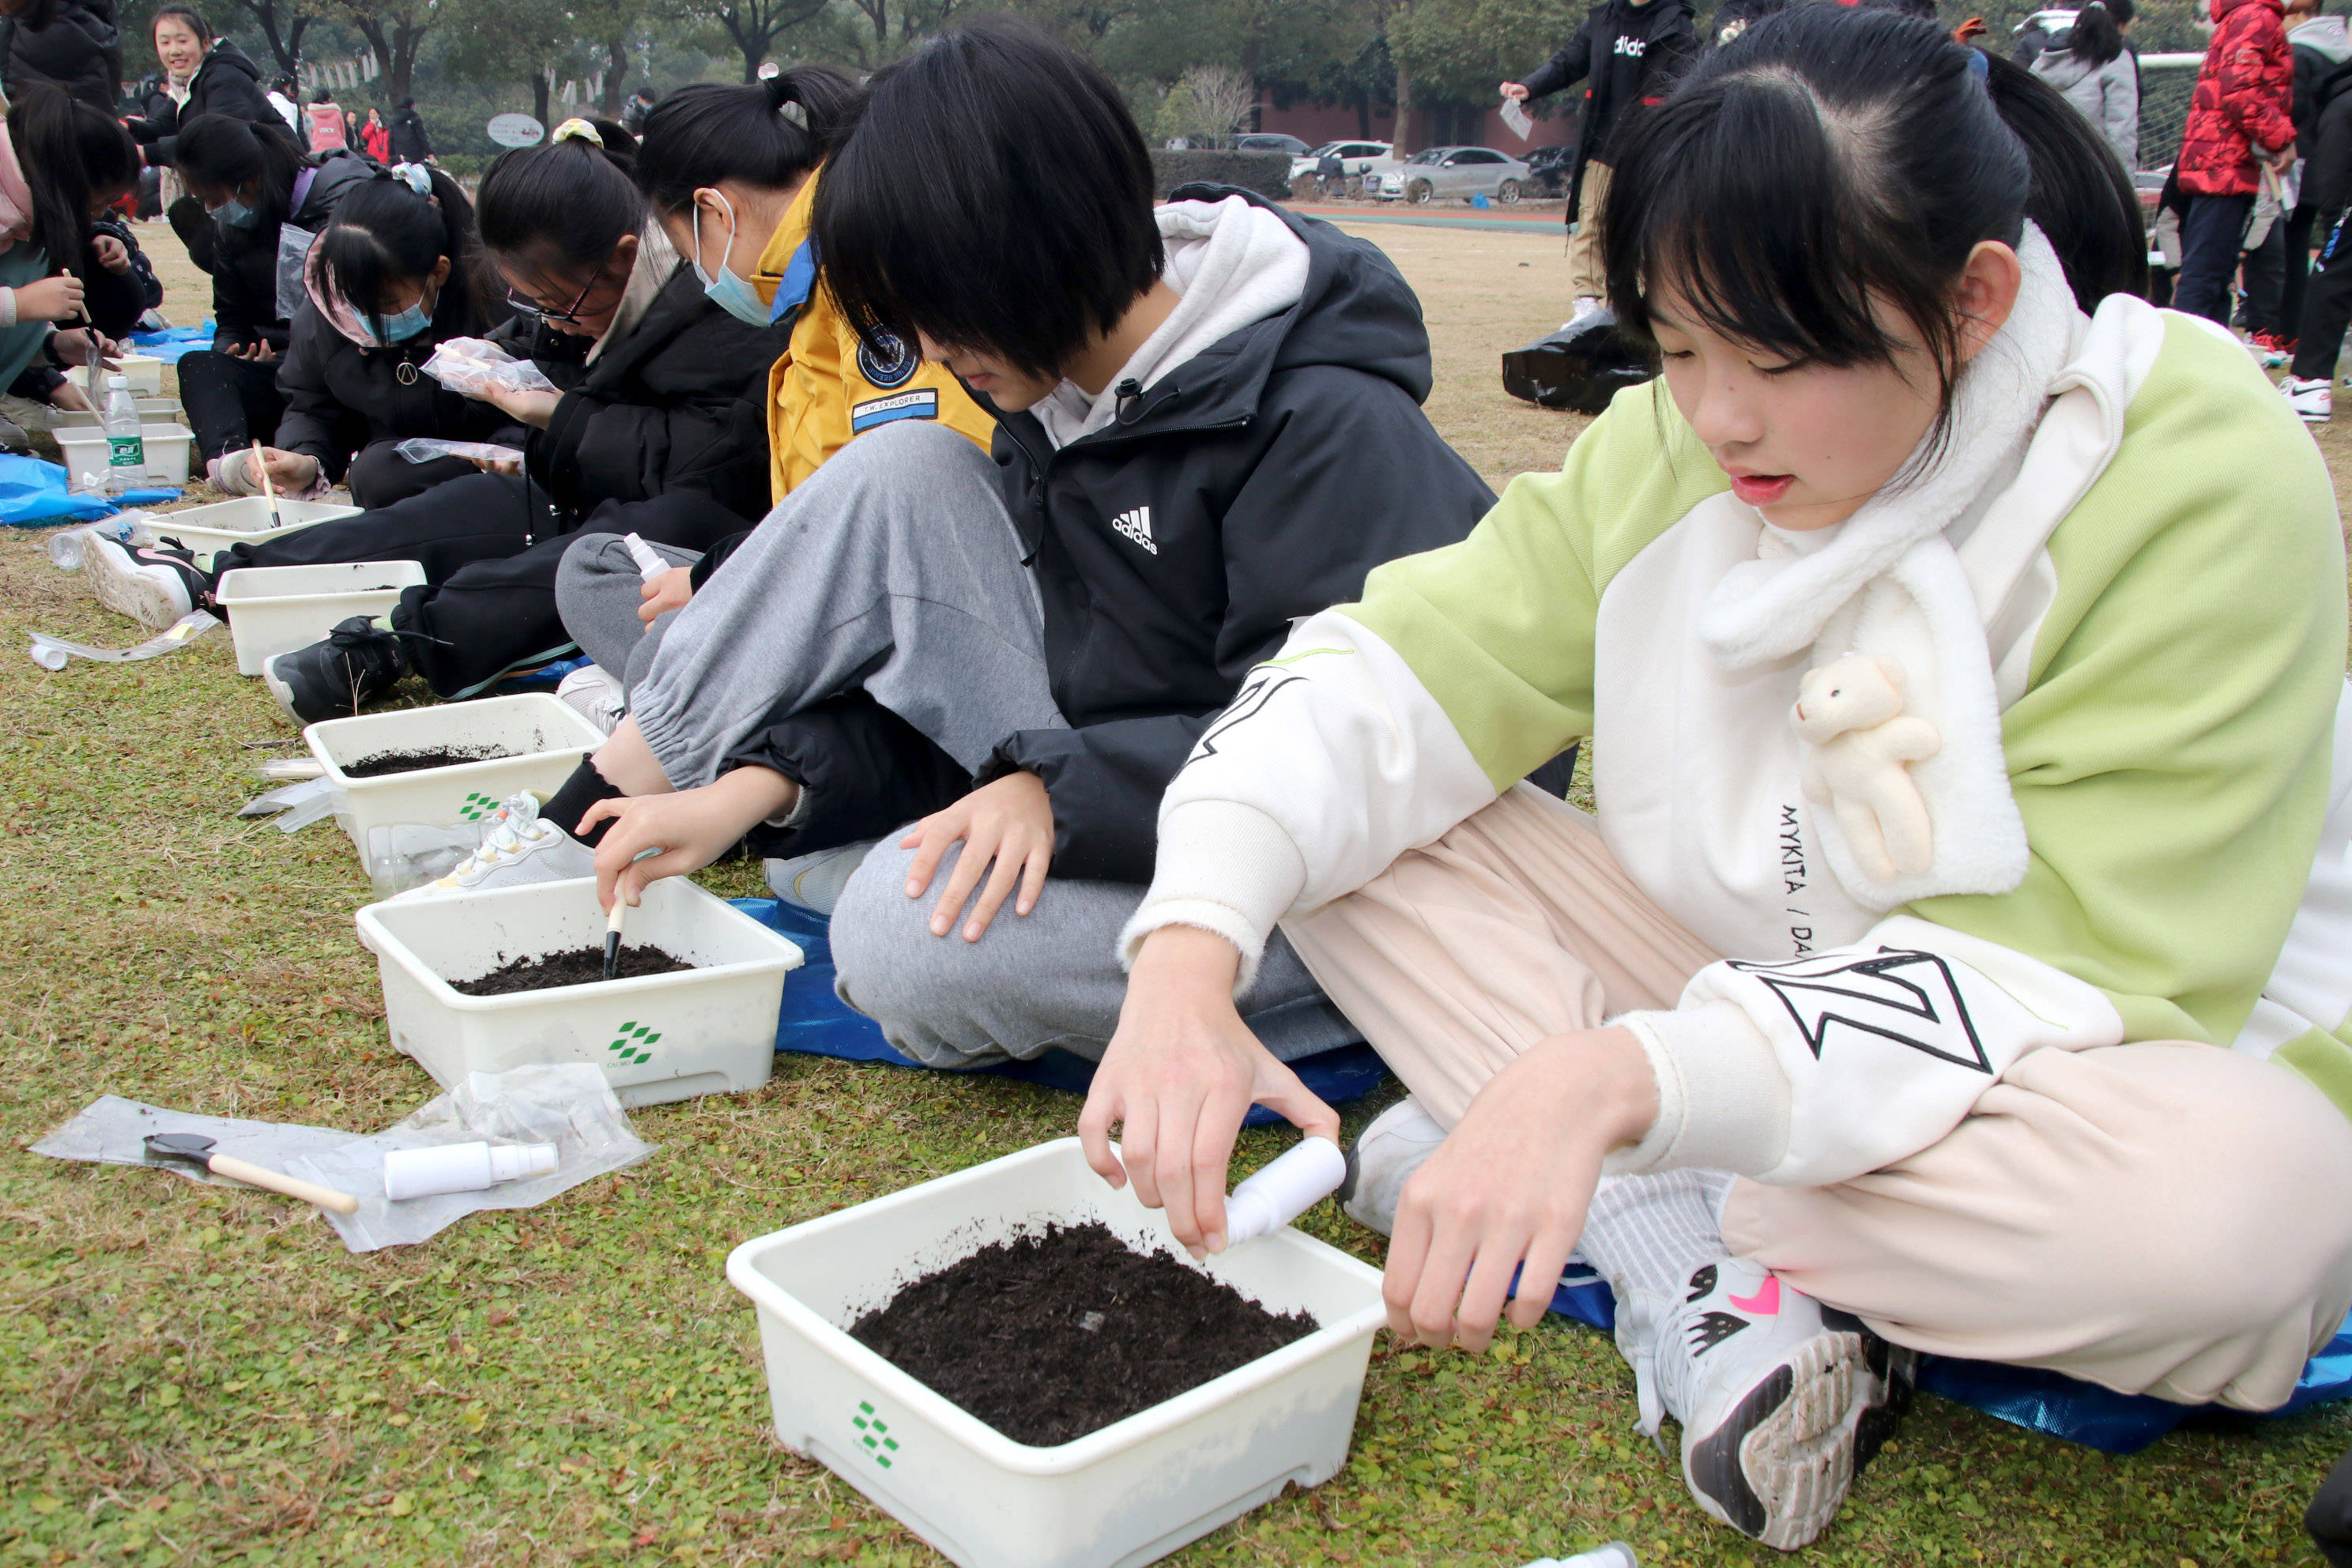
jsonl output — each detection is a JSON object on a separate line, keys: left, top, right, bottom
{"left": 145, "top": 497, "right": 365, "bottom": 572}
{"left": 728, "top": 1138, "right": 1387, "bottom": 1568}
{"left": 54, "top": 395, "right": 183, "bottom": 429}
{"left": 70, "top": 355, "right": 164, "bottom": 396}
{"left": 356, "top": 876, "right": 803, "bottom": 1106}
{"left": 55, "top": 422, "right": 194, "bottom": 488}
{"left": 304, "top": 693, "right": 604, "bottom": 869}
{"left": 217, "top": 560, "right": 430, "bottom": 676}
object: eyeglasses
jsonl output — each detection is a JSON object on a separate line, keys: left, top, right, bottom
{"left": 506, "top": 268, "right": 601, "bottom": 326}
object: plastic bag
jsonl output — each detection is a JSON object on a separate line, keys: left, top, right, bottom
{"left": 284, "top": 1063, "right": 654, "bottom": 1252}
{"left": 365, "top": 820, "right": 488, "bottom": 895}
{"left": 276, "top": 224, "right": 317, "bottom": 324}
{"left": 394, "top": 437, "right": 526, "bottom": 467}
{"left": 28, "top": 609, "right": 218, "bottom": 671}
{"left": 236, "top": 775, "right": 344, "bottom": 832}
{"left": 421, "top": 337, "right": 560, "bottom": 398}
{"left": 31, "top": 1064, "right": 652, "bottom": 1253}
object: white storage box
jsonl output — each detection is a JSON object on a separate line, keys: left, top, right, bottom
{"left": 217, "top": 560, "right": 431, "bottom": 676}
{"left": 55, "top": 395, "right": 183, "bottom": 429}
{"left": 727, "top": 1138, "right": 1388, "bottom": 1568}
{"left": 306, "top": 693, "right": 605, "bottom": 880}
{"left": 356, "top": 876, "right": 803, "bottom": 1106}
{"left": 144, "top": 497, "right": 364, "bottom": 571}
{"left": 71, "top": 354, "right": 165, "bottom": 396}
{"left": 55, "top": 422, "right": 194, "bottom": 488}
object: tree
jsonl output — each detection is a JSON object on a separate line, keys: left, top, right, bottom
{"left": 1159, "top": 62, "right": 1256, "bottom": 145}
{"left": 327, "top": 0, "right": 436, "bottom": 103}
{"left": 222, "top": 0, "right": 318, "bottom": 76}
{"left": 677, "top": 0, "right": 831, "bottom": 80}
{"left": 1389, "top": 0, "right": 1575, "bottom": 146}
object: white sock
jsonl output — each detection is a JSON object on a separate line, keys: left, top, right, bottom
{"left": 1577, "top": 1167, "right": 1736, "bottom": 1306}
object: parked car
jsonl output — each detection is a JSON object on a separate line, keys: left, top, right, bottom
{"left": 1371, "top": 146, "right": 1534, "bottom": 205}
{"left": 1525, "top": 144, "right": 1577, "bottom": 198}
{"left": 1289, "top": 139, "right": 1396, "bottom": 183}
{"left": 1234, "top": 132, "right": 1312, "bottom": 156}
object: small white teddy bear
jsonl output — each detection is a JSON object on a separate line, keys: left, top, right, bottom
{"left": 1792, "top": 654, "right": 1942, "bottom": 882}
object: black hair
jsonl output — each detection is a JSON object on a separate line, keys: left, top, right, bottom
{"left": 1853, "top": 0, "right": 1937, "bottom": 18}
{"left": 2105, "top": 0, "right": 2135, "bottom": 26}
{"left": 315, "top": 170, "right": 483, "bottom": 341}
{"left": 2067, "top": 1, "right": 2126, "bottom": 65}
{"left": 635, "top": 66, "right": 855, "bottom": 214}
{"left": 398, "top": 96, "right": 415, "bottom": 110}
{"left": 175, "top": 112, "right": 307, "bottom": 220}
{"left": 475, "top": 119, "right": 643, "bottom": 281}
{"left": 7, "top": 85, "right": 141, "bottom": 285}
{"left": 1603, "top": 6, "right": 2144, "bottom": 444}
{"left": 312, "top": 87, "right": 334, "bottom": 104}
{"left": 814, "top": 17, "right": 1163, "bottom": 379}
{"left": 150, "top": 4, "right": 209, "bottom": 43}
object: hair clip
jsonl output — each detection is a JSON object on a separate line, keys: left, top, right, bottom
{"left": 778, "top": 99, "right": 808, "bottom": 129}
{"left": 551, "top": 118, "right": 604, "bottom": 147}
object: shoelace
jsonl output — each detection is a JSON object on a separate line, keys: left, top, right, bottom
{"left": 446, "top": 797, "right": 547, "bottom": 878}
{"left": 1625, "top": 1285, "right": 1706, "bottom": 1455}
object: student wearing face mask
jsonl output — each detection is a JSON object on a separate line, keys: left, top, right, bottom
{"left": 236, "top": 170, "right": 522, "bottom": 508}
{"left": 85, "top": 119, "right": 793, "bottom": 721}
{"left": 546, "top": 66, "right": 993, "bottom": 729}
{"left": 164, "top": 111, "right": 377, "bottom": 475}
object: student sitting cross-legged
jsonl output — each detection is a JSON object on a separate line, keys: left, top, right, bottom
{"left": 420, "top": 18, "right": 1518, "bottom": 1076}
{"left": 1087, "top": 10, "right": 2352, "bottom": 1552}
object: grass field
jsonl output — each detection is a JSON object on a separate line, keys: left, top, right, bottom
{"left": 2, "top": 217, "right": 2349, "bottom": 1568}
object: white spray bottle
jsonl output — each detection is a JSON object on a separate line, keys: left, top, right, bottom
{"left": 1220, "top": 1135, "right": 1349, "bottom": 1248}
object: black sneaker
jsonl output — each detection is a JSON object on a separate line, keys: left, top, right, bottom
{"left": 262, "top": 616, "right": 410, "bottom": 723}
{"left": 85, "top": 537, "right": 210, "bottom": 629}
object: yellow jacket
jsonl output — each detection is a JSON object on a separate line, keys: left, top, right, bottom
{"left": 752, "top": 170, "right": 994, "bottom": 500}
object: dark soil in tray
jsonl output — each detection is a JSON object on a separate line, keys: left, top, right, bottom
{"left": 847, "top": 1220, "right": 1319, "bottom": 1446}
{"left": 342, "top": 744, "right": 521, "bottom": 778}
{"left": 449, "top": 943, "right": 696, "bottom": 995}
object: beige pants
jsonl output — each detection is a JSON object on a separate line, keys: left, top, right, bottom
{"left": 1565, "top": 160, "right": 1614, "bottom": 303}
{"left": 1284, "top": 786, "right": 2352, "bottom": 1410}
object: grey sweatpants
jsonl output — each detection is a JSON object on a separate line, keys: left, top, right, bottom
{"left": 604, "top": 418, "right": 1360, "bottom": 1070}
{"left": 831, "top": 837, "right": 1359, "bottom": 1069}
{"left": 553, "top": 532, "right": 699, "bottom": 698}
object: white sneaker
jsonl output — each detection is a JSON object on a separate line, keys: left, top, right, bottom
{"left": 2285, "top": 375, "right": 2334, "bottom": 422}
{"left": 391, "top": 791, "right": 596, "bottom": 899}
{"left": 1559, "top": 296, "right": 1604, "bottom": 332}
{"left": 84, "top": 535, "right": 199, "bottom": 628}
{"left": 1617, "top": 1257, "right": 1912, "bottom": 1551}
{"left": 766, "top": 839, "right": 878, "bottom": 915}
{"left": 556, "top": 662, "right": 627, "bottom": 735}
{"left": 1336, "top": 1095, "right": 1448, "bottom": 1235}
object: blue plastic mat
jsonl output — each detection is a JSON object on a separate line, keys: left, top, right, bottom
{"left": 126, "top": 323, "right": 215, "bottom": 364}
{"left": 496, "top": 654, "right": 591, "bottom": 692}
{"left": 0, "top": 456, "right": 179, "bottom": 526}
{"left": 731, "top": 895, "right": 1390, "bottom": 1125}
{"left": 730, "top": 890, "right": 2352, "bottom": 1453}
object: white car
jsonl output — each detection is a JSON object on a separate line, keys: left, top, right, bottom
{"left": 1371, "top": 146, "right": 1533, "bottom": 205}
{"left": 1289, "top": 140, "right": 1397, "bottom": 183}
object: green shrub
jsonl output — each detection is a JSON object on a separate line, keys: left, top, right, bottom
{"left": 1151, "top": 149, "right": 1293, "bottom": 202}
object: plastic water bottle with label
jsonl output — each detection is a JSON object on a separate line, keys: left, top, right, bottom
{"left": 101, "top": 373, "right": 148, "bottom": 496}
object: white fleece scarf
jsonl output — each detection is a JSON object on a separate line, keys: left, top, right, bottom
{"left": 1697, "top": 224, "right": 2078, "bottom": 910}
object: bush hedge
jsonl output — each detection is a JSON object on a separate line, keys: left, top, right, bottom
{"left": 1150, "top": 149, "right": 1293, "bottom": 202}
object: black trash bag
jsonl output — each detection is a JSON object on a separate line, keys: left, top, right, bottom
{"left": 1501, "top": 308, "right": 1656, "bottom": 413}
{"left": 2310, "top": 1444, "right": 2352, "bottom": 1567}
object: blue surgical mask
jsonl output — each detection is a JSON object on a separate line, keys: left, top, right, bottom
{"left": 209, "top": 195, "right": 262, "bottom": 230}
{"left": 360, "top": 295, "right": 433, "bottom": 346}
{"left": 689, "top": 190, "right": 771, "bottom": 328}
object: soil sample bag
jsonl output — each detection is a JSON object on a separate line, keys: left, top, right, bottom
{"left": 1501, "top": 308, "right": 1657, "bottom": 413}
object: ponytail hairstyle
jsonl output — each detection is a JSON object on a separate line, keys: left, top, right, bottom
{"left": 634, "top": 65, "right": 857, "bottom": 214}
{"left": 1601, "top": 6, "right": 2143, "bottom": 455}
{"left": 175, "top": 111, "right": 308, "bottom": 221}
{"left": 315, "top": 168, "right": 484, "bottom": 341}
{"left": 2067, "top": 1, "right": 2126, "bottom": 66}
{"left": 475, "top": 117, "right": 644, "bottom": 283}
{"left": 150, "top": 4, "right": 212, "bottom": 47}
{"left": 6, "top": 85, "right": 141, "bottom": 285}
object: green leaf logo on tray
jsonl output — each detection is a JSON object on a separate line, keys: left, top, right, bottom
{"left": 851, "top": 1400, "right": 900, "bottom": 1468}
{"left": 607, "top": 1021, "right": 660, "bottom": 1065}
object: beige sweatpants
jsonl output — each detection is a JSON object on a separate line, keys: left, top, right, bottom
{"left": 1283, "top": 786, "right": 2352, "bottom": 1411}
{"left": 1565, "top": 161, "right": 1614, "bottom": 303}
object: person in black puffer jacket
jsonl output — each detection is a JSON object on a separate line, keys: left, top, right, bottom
{"left": 0, "top": 0, "right": 120, "bottom": 111}
{"left": 387, "top": 96, "right": 432, "bottom": 163}
{"left": 83, "top": 119, "right": 790, "bottom": 712}
{"left": 167, "top": 113, "right": 377, "bottom": 467}
{"left": 122, "top": 9, "right": 266, "bottom": 170}
{"left": 239, "top": 171, "right": 525, "bottom": 508}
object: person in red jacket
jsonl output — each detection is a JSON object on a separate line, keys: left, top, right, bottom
{"left": 2175, "top": 0, "right": 2297, "bottom": 324}
{"left": 361, "top": 105, "right": 389, "bottom": 163}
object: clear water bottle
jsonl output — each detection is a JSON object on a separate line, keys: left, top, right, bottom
{"left": 101, "top": 373, "right": 147, "bottom": 496}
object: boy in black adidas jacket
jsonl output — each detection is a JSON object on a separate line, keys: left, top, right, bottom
{"left": 468, "top": 18, "right": 1506, "bottom": 1070}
